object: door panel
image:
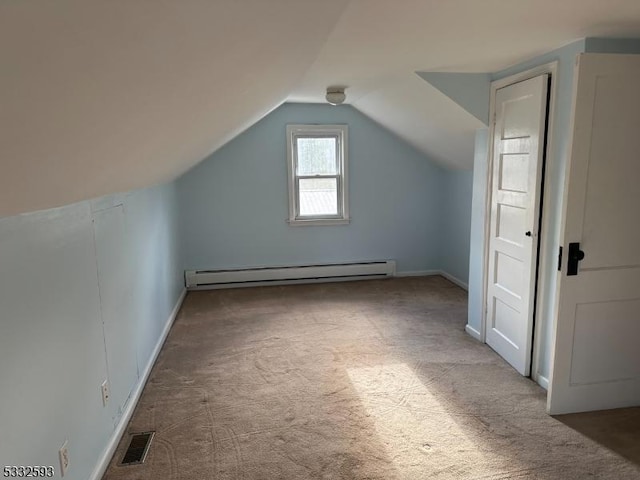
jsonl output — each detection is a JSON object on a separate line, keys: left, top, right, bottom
{"left": 548, "top": 54, "right": 640, "bottom": 414}
{"left": 499, "top": 154, "right": 530, "bottom": 192}
{"left": 497, "top": 204, "right": 526, "bottom": 244}
{"left": 486, "top": 74, "right": 549, "bottom": 376}
{"left": 571, "top": 299, "right": 640, "bottom": 385}
{"left": 493, "top": 298, "right": 520, "bottom": 346}
{"left": 581, "top": 78, "right": 640, "bottom": 269}
{"left": 495, "top": 252, "right": 524, "bottom": 297}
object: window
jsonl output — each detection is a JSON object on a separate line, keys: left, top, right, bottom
{"left": 286, "top": 124, "right": 349, "bottom": 226}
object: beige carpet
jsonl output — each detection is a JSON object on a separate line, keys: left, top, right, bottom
{"left": 102, "top": 276, "right": 640, "bottom": 479}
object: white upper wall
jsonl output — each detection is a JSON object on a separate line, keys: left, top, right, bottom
{"left": 3, "top": 0, "right": 640, "bottom": 215}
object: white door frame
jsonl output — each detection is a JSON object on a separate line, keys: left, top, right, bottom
{"left": 481, "top": 61, "right": 558, "bottom": 387}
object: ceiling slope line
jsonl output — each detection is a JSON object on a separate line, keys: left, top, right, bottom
{"left": 288, "top": 0, "right": 359, "bottom": 103}
{"left": 174, "top": 0, "right": 355, "bottom": 182}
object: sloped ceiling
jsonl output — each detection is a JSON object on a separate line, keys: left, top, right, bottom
{"left": 0, "top": 0, "right": 350, "bottom": 217}
{"left": 4, "top": 1, "right": 640, "bottom": 216}
{"left": 352, "top": 74, "right": 484, "bottom": 170}
{"left": 289, "top": 0, "right": 640, "bottom": 168}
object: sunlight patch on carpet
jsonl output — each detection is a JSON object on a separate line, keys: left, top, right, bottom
{"left": 347, "top": 363, "right": 500, "bottom": 475}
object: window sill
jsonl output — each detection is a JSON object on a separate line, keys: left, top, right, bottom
{"left": 287, "top": 218, "right": 350, "bottom": 227}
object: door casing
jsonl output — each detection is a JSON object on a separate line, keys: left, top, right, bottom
{"left": 481, "top": 62, "right": 558, "bottom": 388}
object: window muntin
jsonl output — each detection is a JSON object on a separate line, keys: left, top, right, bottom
{"left": 286, "top": 125, "right": 349, "bottom": 225}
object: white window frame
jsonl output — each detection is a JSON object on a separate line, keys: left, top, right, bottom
{"left": 286, "top": 124, "right": 349, "bottom": 226}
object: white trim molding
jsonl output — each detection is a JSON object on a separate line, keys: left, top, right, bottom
{"left": 394, "top": 270, "right": 440, "bottom": 277}
{"left": 465, "top": 324, "right": 482, "bottom": 340}
{"left": 439, "top": 271, "right": 469, "bottom": 291}
{"left": 535, "top": 374, "right": 549, "bottom": 391}
{"left": 89, "top": 289, "right": 186, "bottom": 480}
{"left": 395, "top": 270, "right": 468, "bottom": 291}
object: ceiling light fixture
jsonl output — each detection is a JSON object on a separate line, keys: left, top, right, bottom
{"left": 326, "top": 87, "right": 346, "bottom": 105}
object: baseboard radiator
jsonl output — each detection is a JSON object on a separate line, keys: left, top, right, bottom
{"left": 185, "top": 260, "right": 396, "bottom": 290}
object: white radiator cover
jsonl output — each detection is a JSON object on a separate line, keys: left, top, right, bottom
{"left": 185, "top": 260, "right": 396, "bottom": 290}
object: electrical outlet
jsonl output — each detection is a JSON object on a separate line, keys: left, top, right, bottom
{"left": 101, "top": 379, "right": 110, "bottom": 407}
{"left": 59, "top": 441, "right": 69, "bottom": 477}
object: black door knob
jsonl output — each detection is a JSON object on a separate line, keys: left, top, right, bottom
{"left": 525, "top": 231, "right": 532, "bottom": 237}
{"left": 567, "top": 242, "right": 586, "bottom": 276}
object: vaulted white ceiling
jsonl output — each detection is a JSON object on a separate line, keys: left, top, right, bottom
{"left": 0, "top": 0, "right": 350, "bottom": 217}
{"left": 290, "top": 0, "right": 640, "bottom": 167}
{"left": 3, "top": 0, "right": 640, "bottom": 216}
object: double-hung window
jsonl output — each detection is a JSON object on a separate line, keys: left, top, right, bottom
{"left": 286, "top": 124, "right": 349, "bottom": 226}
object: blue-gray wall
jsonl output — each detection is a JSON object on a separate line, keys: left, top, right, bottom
{"left": 178, "top": 103, "right": 449, "bottom": 275}
{"left": 0, "top": 182, "right": 183, "bottom": 480}
{"left": 439, "top": 169, "right": 473, "bottom": 287}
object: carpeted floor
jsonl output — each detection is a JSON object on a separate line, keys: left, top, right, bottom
{"left": 102, "top": 276, "right": 640, "bottom": 479}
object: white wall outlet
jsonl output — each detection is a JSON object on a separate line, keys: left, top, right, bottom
{"left": 101, "top": 379, "right": 110, "bottom": 406}
{"left": 59, "top": 440, "right": 69, "bottom": 477}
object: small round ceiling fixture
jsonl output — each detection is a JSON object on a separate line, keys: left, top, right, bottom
{"left": 326, "top": 87, "right": 346, "bottom": 105}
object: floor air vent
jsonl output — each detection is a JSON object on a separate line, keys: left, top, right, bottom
{"left": 120, "top": 432, "right": 155, "bottom": 466}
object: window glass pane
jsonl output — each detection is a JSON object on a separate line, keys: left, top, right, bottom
{"left": 296, "top": 137, "right": 337, "bottom": 175}
{"left": 299, "top": 178, "right": 338, "bottom": 216}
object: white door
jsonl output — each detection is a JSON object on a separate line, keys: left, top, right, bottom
{"left": 486, "top": 75, "right": 549, "bottom": 376}
{"left": 548, "top": 54, "right": 640, "bottom": 414}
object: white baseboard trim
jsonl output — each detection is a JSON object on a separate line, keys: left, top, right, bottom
{"left": 395, "top": 270, "right": 469, "bottom": 291}
{"left": 535, "top": 374, "right": 549, "bottom": 390}
{"left": 89, "top": 288, "right": 186, "bottom": 480}
{"left": 438, "top": 271, "right": 469, "bottom": 291}
{"left": 465, "top": 324, "right": 482, "bottom": 340}
{"left": 394, "top": 270, "right": 440, "bottom": 277}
